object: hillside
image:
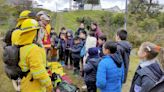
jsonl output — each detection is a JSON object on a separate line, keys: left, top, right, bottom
{"left": 54, "top": 10, "right": 108, "bottom": 32}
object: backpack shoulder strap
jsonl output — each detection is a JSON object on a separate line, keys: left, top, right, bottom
{"left": 19, "top": 44, "right": 36, "bottom": 72}
{"left": 89, "top": 58, "right": 101, "bottom": 71}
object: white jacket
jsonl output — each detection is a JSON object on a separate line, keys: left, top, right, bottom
{"left": 85, "top": 36, "right": 97, "bottom": 52}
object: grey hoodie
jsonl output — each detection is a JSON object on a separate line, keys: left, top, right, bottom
{"left": 117, "top": 41, "right": 132, "bottom": 83}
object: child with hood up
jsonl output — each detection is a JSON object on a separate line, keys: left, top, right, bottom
{"left": 58, "top": 27, "right": 67, "bottom": 65}
{"left": 65, "top": 30, "right": 74, "bottom": 68}
{"left": 84, "top": 47, "right": 100, "bottom": 92}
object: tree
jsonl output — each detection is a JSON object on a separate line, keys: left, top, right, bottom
{"left": 129, "top": 0, "right": 163, "bottom": 18}
{"left": 86, "top": 0, "right": 100, "bottom": 10}
{"left": 73, "top": 0, "right": 85, "bottom": 10}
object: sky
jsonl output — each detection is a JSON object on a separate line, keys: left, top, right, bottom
{"left": 33, "top": 0, "right": 164, "bottom": 11}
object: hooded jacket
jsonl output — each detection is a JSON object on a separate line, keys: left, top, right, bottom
{"left": 96, "top": 55, "right": 123, "bottom": 92}
{"left": 130, "top": 60, "right": 163, "bottom": 92}
{"left": 14, "top": 28, "right": 52, "bottom": 92}
{"left": 117, "top": 41, "right": 132, "bottom": 83}
{"left": 91, "top": 27, "right": 103, "bottom": 39}
{"left": 110, "top": 51, "right": 125, "bottom": 84}
{"left": 84, "top": 47, "right": 100, "bottom": 83}
{"left": 71, "top": 42, "right": 83, "bottom": 59}
{"left": 66, "top": 30, "right": 74, "bottom": 48}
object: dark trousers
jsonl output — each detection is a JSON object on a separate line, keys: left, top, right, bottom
{"left": 72, "top": 58, "right": 80, "bottom": 70}
{"left": 65, "top": 50, "right": 72, "bottom": 66}
{"left": 86, "top": 81, "right": 97, "bottom": 92}
{"left": 58, "top": 48, "right": 65, "bottom": 61}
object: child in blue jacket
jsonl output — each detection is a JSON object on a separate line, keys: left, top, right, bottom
{"left": 69, "top": 36, "right": 83, "bottom": 75}
{"left": 96, "top": 41, "right": 124, "bottom": 92}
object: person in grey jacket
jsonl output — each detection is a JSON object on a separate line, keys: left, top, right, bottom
{"left": 115, "top": 29, "right": 132, "bottom": 83}
{"left": 130, "top": 42, "right": 162, "bottom": 92}
{"left": 84, "top": 47, "right": 100, "bottom": 92}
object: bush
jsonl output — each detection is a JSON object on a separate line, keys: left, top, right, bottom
{"left": 156, "top": 13, "right": 164, "bottom": 28}
{"left": 76, "top": 16, "right": 94, "bottom": 30}
{"left": 138, "top": 18, "right": 159, "bottom": 32}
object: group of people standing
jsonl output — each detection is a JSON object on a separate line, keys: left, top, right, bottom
{"left": 51, "top": 21, "right": 132, "bottom": 92}
{"left": 3, "top": 9, "right": 164, "bottom": 92}
{"left": 51, "top": 16, "right": 164, "bottom": 92}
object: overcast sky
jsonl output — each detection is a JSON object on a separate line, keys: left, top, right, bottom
{"left": 34, "top": 0, "right": 164, "bottom": 11}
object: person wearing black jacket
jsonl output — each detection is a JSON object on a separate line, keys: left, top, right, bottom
{"left": 115, "top": 29, "right": 132, "bottom": 83}
{"left": 84, "top": 47, "right": 100, "bottom": 92}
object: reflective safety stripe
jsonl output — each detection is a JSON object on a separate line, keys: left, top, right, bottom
{"left": 21, "top": 44, "right": 36, "bottom": 72}
{"left": 33, "top": 69, "right": 46, "bottom": 76}
{"left": 40, "top": 77, "right": 51, "bottom": 85}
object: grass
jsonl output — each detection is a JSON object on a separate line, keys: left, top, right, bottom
{"left": 54, "top": 10, "right": 109, "bottom": 33}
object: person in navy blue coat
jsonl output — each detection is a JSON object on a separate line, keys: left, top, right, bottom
{"left": 84, "top": 47, "right": 100, "bottom": 92}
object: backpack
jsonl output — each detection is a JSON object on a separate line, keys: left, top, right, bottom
{"left": 2, "top": 29, "right": 29, "bottom": 80}
{"left": 57, "top": 81, "right": 80, "bottom": 92}
{"left": 51, "top": 73, "right": 80, "bottom": 92}
{"left": 3, "top": 45, "right": 23, "bottom": 80}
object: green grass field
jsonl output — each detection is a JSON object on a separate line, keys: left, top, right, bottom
{"left": 54, "top": 10, "right": 109, "bottom": 33}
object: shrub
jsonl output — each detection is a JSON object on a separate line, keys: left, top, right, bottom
{"left": 76, "top": 16, "right": 94, "bottom": 30}
{"left": 156, "top": 13, "right": 164, "bottom": 28}
{"left": 138, "top": 18, "right": 159, "bottom": 32}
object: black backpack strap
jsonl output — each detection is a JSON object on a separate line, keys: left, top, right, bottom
{"left": 89, "top": 58, "right": 101, "bottom": 71}
{"left": 19, "top": 70, "right": 30, "bottom": 79}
